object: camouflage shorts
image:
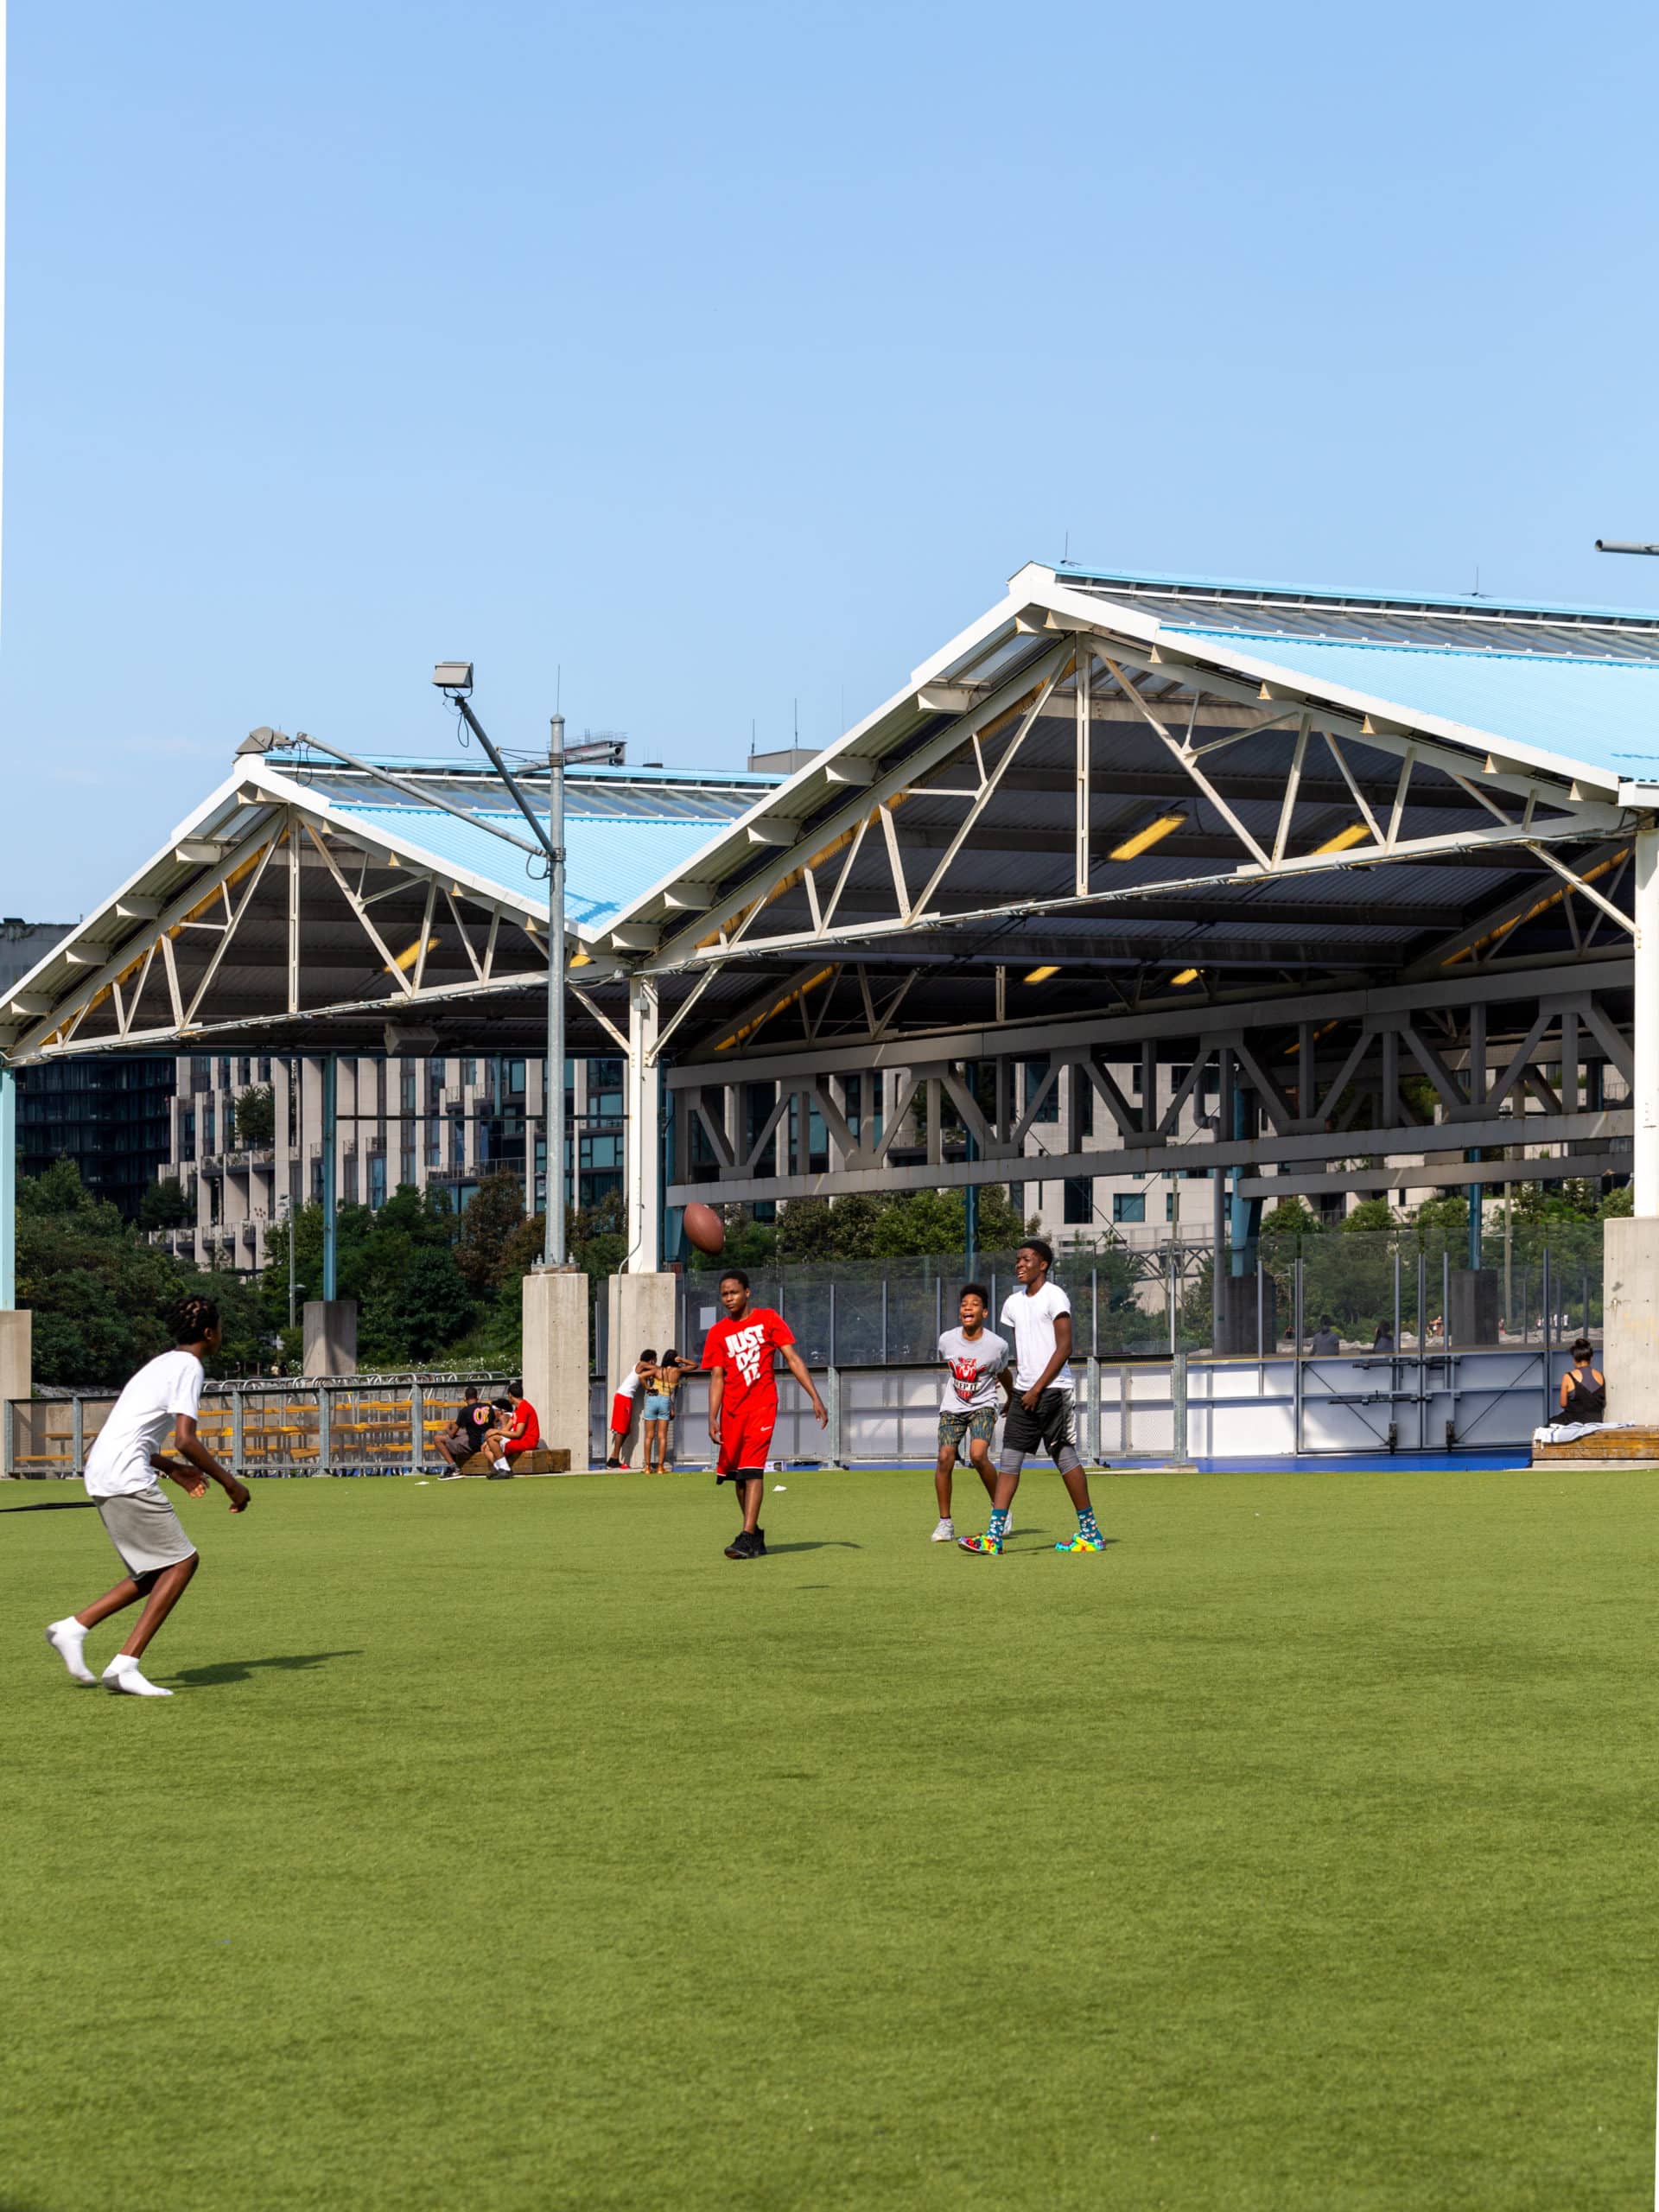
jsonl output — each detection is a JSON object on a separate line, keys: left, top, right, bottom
{"left": 938, "top": 1404, "right": 998, "bottom": 1453}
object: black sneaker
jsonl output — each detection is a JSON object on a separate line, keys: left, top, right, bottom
{"left": 724, "top": 1529, "right": 761, "bottom": 1560}
{"left": 753, "top": 1526, "right": 766, "bottom": 1555}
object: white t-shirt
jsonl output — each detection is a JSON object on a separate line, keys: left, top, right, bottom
{"left": 84, "top": 1348, "right": 205, "bottom": 1500}
{"left": 937, "top": 1326, "right": 1008, "bottom": 1412}
{"left": 1000, "top": 1281, "right": 1074, "bottom": 1393}
{"left": 617, "top": 1370, "right": 644, "bottom": 1402}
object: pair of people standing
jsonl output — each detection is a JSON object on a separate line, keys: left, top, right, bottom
{"left": 605, "top": 1348, "right": 695, "bottom": 1471}
{"left": 932, "top": 1239, "right": 1106, "bottom": 1556}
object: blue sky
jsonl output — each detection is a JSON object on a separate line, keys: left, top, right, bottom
{"left": 8, "top": 0, "right": 1659, "bottom": 918}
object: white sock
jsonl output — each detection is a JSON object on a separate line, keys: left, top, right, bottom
{"left": 102, "top": 1655, "right": 172, "bottom": 1698}
{"left": 46, "top": 1618, "right": 95, "bottom": 1684}
{"left": 493, "top": 1458, "right": 509, "bottom": 1472}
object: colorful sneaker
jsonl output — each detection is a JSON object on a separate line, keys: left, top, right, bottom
{"left": 1054, "top": 1531, "right": 1105, "bottom": 1553}
{"left": 957, "top": 1531, "right": 1001, "bottom": 1556}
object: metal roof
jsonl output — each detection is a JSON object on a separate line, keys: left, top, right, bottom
{"left": 3, "top": 558, "right": 1651, "bottom": 1071}
{"left": 1170, "top": 630, "right": 1659, "bottom": 777}
{"left": 337, "top": 803, "right": 741, "bottom": 926}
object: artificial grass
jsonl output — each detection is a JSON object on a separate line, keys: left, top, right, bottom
{"left": 3, "top": 1463, "right": 1655, "bottom": 2212}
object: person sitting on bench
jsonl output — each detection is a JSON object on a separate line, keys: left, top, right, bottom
{"left": 436, "top": 1386, "right": 493, "bottom": 1477}
{"left": 1558, "top": 1339, "right": 1605, "bottom": 1426}
{"left": 485, "top": 1382, "right": 541, "bottom": 1476}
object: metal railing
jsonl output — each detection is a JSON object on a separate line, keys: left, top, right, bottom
{"left": 3, "top": 1344, "right": 1596, "bottom": 1482}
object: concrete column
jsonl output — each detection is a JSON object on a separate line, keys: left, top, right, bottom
{"left": 1604, "top": 1219, "right": 1659, "bottom": 1422}
{"left": 523, "top": 1267, "right": 591, "bottom": 1470}
{"left": 625, "top": 976, "right": 662, "bottom": 1271}
{"left": 607, "top": 1271, "right": 677, "bottom": 1412}
{"left": 0, "top": 1307, "right": 31, "bottom": 1412}
{"left": 302, "top": 1300, "right": 358, "bottom": 1378}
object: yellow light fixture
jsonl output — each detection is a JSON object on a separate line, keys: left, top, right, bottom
{"left": 1109, "top": 810, "right": 1186, "bottom": 862}
{"left": 1313, "top": 822, "right": 1370, "bottom": 855}
{"left": 1171, "top": 967, "right": 1199, "bottom": 987}
{"left": 387, "top": 935, "right": 438, "bottom": 974}
{"left": 1024, "top": 964, "right": 1060, "bottom": 984}
{"left": 569, "top": 950, "right": 593, "bottom": 969}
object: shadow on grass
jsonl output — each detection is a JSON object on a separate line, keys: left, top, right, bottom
{"left": 165, "top": 1649, "right": 363, "bottom": 1688}
{"left": 765, "top": 1541, "right": 863, "bottom": 1554}
{"left": 3, "top": 1498, "right": 99, "bottom": 1513}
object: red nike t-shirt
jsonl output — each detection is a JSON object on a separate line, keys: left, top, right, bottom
{"left": 702, "top": 1307, "right": 794, "bottom": 1419}
{"left": 505, "top": 1400, "right": 540, "bottom": 1450}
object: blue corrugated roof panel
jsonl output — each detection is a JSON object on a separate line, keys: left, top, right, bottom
{"left": 1169, "top": 630, "right": 1659, "bottom": 777}
{"left": 1065, "top": 564, "right": 1659, "bottom": 625}
{"left": 334, "top": 804, "right": 731, "bottom": 927}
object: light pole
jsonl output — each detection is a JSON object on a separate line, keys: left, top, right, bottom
{"left": 431, "top": 664, "right": 620, "bottom": 1266}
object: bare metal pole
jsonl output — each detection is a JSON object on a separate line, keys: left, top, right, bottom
{"left": 547, "top": 714, "right": 567, "bottom": 1267}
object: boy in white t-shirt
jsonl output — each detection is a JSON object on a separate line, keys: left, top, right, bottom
{"left": 958, "top": 1239, "right": 1106, "bottom": 1557}
{"left": 44, "top": 1295, "right": 251, "bottom": 1698}
{"left": 930, "top": 1284, "right": 1012, "bottom": 1542}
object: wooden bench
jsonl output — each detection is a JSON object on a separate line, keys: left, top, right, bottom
{"left": 1533, "top": 1427, "right": 1659, "bottom": 1465}
{"left": 455, "top": 1446, "right": 572, "bottom": 1476}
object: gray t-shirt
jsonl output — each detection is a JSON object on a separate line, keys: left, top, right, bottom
{"left": 938, "top": 1326, "right": 1008, "bottom": 1412}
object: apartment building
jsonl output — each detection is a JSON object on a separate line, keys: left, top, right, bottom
{"left": 153, "top": 1052, "right": 625, "bottom": 1271}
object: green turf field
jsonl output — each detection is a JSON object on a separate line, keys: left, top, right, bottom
{"left": 3, "top": 1464, "right": 1655, "bottom": 2211}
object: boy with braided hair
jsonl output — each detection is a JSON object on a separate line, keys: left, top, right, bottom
{"left": 44, "top": 1294, "right": 251, "bottom": 1698}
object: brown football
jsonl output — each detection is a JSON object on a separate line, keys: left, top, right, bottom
{"left": 683, "top": 1201, "right": 726, "bottom": 1256}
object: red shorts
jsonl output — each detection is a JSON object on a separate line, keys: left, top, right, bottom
{"left": 716, "top": 1402, "right": 777, "bottom": 1479}
{"left": 609, "top": 1394, "right": 636, "bottom": 1435}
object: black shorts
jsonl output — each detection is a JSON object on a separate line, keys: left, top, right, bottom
{"left": 1003, "top": 1387, "right": 1077, "bottom": 1459}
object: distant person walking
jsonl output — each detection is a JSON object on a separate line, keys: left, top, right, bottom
{"left": 1558, "top": 1339, "right": 1605, "bottom": 1424}
{"left": 1308, "top": 1316, "right": 1342, "bottom": 1356}
{"left": 44, "top": 1296, "right": 250, "bottom": 1699}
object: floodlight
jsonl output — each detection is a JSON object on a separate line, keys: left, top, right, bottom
{"left": 1171, "top": 968, "right": 1199, "bottom": 986}
{"left": 1024, "top": 965, "right": 1060, "bottom": 984}
{"left": 1109, "top": 809, "right": 1186, "bottom": 862}
{"left": 432, "top": 660, "right": 474, "bottom": 694}
{"left": 1313, "top": 822, "right": 1370, "bottom": 855}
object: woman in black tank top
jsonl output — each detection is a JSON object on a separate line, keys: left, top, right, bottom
{"left": 1559, "top": 1339, "right": 1605, "bottom": 1423}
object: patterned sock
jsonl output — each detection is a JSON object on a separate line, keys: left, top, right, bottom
{"left": 1077, "top": 1509, "right": 1102, "bottom": 1541}
{"left": 988, "top": 1507, "right": 1010, "bottom": 1541}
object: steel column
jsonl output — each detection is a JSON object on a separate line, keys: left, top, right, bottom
{"left": 321, "top": 1053, "right": 338, "bottom": 1301}
{"left": 625, "top": 976, "right": 662, "bottom": 1274}
{"left": 1634, "top": 826, "right": 1659, "bottom": 1215}
{"left": 0, "top": 1064, "right": 14, "bottom": 1309}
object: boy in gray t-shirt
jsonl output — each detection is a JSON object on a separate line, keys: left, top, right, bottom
{"left": 931, "top": 1285, "right": 1012, "bottom": 1542}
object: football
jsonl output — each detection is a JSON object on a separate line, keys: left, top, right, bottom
{"left": 683, "top": 1201, "right": 726, "bottom": 1256}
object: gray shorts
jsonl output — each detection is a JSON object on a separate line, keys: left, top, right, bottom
{"left": 96, "top": 1486, "right": 198, "bottom": 1578}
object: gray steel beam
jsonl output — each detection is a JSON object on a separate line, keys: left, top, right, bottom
{"left": 664, "top": 960, "right": 1635, "bottom": 1087}
{"left": 667, "top": 1106, "right": 1630, "bottom": 1207}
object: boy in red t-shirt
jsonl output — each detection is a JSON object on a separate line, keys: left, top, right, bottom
{"left": 486, "top": 1382, "right": 540, "bottom": 1478}
{"left": 702, "top": 1268, "right": 826, "bottom": 1560}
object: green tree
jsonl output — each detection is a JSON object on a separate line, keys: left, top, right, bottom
{"left": 21, "top": 1158, "right": 266, "bottom": 1385}
{"left": 231, "top": 1085, "right": 276, "bottom": 1147}
{"left": 454, "top": 1169, "right": 529, "bottom": 1294}
{"left": 384, "top": 1245, "right": 475, "bottom": 1362}
{"left": 137, "top": 1178, "right": 193, "bottom": 1230}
